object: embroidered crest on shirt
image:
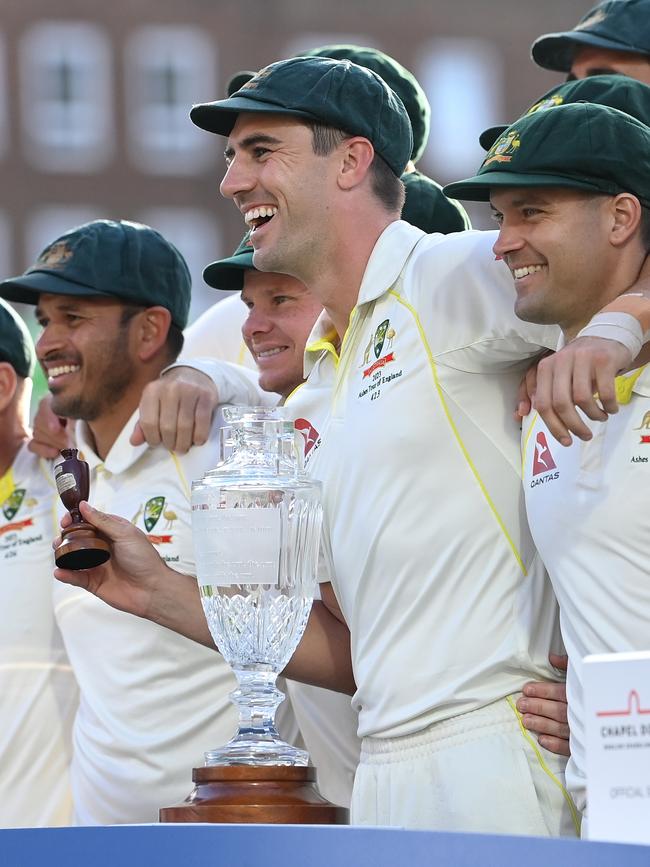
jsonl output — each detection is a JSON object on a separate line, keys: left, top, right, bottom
{"left": 137, "top": 496, "right": 175, "bottom": 545}
{"left": 2, "top": 487, "right": 25, "bottom": 521}
{"left": 0, "top": 487, "right": 38, "bottom": 541}
{"left": 358, "top": 319, "right": 402, "bottom": 401}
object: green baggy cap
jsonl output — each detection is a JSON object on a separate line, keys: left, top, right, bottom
{"left": 0, "top": 298, "right": 35, "bottom": 379}
{"left": 0, "top": 220, "right": 191, "bottom": 329}
{"left": 190, "top": 56, "right": 413, "bottom": 177}
{"left": 443, "top": 102, "right": 650, "bottom": 204}
{"left": 532, "top": 0, "right": 650, "bottom": 72}
{"left": 203, "top": 233, "right": 254, "bottom": 291}
{"left": 479, "top": 74, "right": 650, "bottom": 151}
{"left": 304, "top": 45, "right": 430, "bottom": 163}
{"left": 402, "top": 170, "right": 470, "bottom": 234}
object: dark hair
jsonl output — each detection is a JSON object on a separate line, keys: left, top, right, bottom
{"left": 307, "top": 120, "right": 405, "bottom": 214}
{"left": 119, "top": 303, "right": 184, "bottom": 364}
{"left": 640, "top": 205, "right": 650, "bottom": 253}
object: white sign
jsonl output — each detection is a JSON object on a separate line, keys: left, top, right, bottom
{"left": 584, "top": 651, "right": 650, "bottom": 844}
{"left": 191, "top": 506, "right": 281, "bottom": 586}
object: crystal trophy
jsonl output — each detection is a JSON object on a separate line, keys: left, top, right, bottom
{"left": 191, "top": 407, "right": 322, "bottom": 766}
{"left": 54, "top": 448, "right": 111, "bottom": 570}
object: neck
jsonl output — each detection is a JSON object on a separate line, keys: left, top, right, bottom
{"left": 84, "top": 393, "right": 140, "bottom": 461}
{"left": 301, "top": 213, "right": 396, "bottom": 338}
{"left": 0, "top": 415, "right": 30, "bottom": 477}
{"left": 561, "top": 254, "right": 647, "bottom": 343}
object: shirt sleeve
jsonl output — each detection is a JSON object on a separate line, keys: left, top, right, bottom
{"left": 163, "top": 358, "right": 278, "bottom": 408}
{"left": 409, "top": 230, "right": 560, "bottom": 374}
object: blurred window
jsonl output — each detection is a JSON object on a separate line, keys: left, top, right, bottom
{"left": 20, "top": 22, "right": 113, "bottom": 172}
{"left": 125, "top": 27, "right": 217, "bottom": 174}
{"left": 417, "top": 38, "right": 504, "bottom": 180}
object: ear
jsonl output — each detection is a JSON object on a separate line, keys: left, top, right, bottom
{"left": 0, "top": 362, "right": 18, "bottom": 412}
{"left": 134, "top": 307, "right": 172, "bottom": 363}
{"left": 337, "top": 137, "right": 375, "bottom": 191}
{"left": 609, "top": 193, "right": 642, "bottom": 247}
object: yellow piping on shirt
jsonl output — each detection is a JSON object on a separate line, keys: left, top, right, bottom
{"left": 0, "top": 467, "right": 14, "bottom": 506}
{"left": 284, "top": 381, "right": 305, "bottom": 405}
{"left": 506, "top": 694, "right": 581, "bottom": 836}
{"left": 389, "top": 289, "right": 527, "bottom": 576}
{"left": 614, "top": 365, "right": 647, "bottom": 404}
{"left": 170, "top": 452, "right": 191, "bottom": 500}
{"left": 521, "top": 412, "right": 539, "bottom": 478}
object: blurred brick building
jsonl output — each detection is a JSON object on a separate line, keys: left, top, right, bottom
{"left": 1, "top": 0, "right": 589, "bottom": 322}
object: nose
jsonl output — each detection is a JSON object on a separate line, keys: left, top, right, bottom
{"left": 220, "top": 154, "right": 256, "bottom": 201}
{"left": 36, "top": 322, "right": 66, "bottom": 363}
{"left": 242, "top": 305, "right": 274, "bottom": 342}
{"left": 492, "top": 221, "right": 526, "bottom": 260}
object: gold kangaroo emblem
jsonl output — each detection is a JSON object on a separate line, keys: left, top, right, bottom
{"left": 635, "top": 411, "right": 650, "bottom": 430}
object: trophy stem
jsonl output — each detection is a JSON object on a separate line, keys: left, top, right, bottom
{"left": 204, "top": 667, "right": 309, "bottom": 767}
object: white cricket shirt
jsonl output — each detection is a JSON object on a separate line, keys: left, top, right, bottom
{"left": 285, "top": 221, "right": 563, "bottom": 740}
{"left": 53, "top": 413, "right": 240, "bottom": 825}
{"left": 522, "top": 365, "right": 650, "bottom": 812}
{"left": 0, "top": 443, "right": 78, "bottom": 827}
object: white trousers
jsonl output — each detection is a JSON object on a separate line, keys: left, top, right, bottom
{"left": 352, "top": 695, "right": 581, "bottom": 836}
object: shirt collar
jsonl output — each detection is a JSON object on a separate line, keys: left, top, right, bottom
{"left": 75, "top": 409, "right": 149, "bottom": 474}
{"left": 303, "top": 220, "right": 424, "bottom": 376}
{"left": 356, "top": 220, "right": 425, "bottom": 306}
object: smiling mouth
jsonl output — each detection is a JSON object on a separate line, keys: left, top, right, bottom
{"left": 512, "top": 264, "right": 545, "bottom": 279}
{"left": 46, "top": 363, "right": 81, "bottom": 382}
{"left": 244, "top": 206, "right": 278, "bottom": 232}
{"left": 256, "top": 346, "right": 287, "bottom": 360}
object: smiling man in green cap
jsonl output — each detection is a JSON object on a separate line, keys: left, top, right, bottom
{"left": 532, "top": 0, "right": 650, "bottom": 84}
{"left": 50, "top": 55, "right": 650, "bottom": 834}
{"left": 182, "top": 45, "right": 469, "bottom": 379}
{"left": 445, "top": 101, "right": 650, "bottom": 833}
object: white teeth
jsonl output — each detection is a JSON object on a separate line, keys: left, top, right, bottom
{"left": 513, "top": 264, "right": 544, "bottom": 279}
{"left": 257, "top": 347, "right": 285, "bottom": 358}
{"left": 244, "top": 206, "right": 278, "bottom": 226}
{"left": 47, "top": 364, "right": 80, "bottom": 378}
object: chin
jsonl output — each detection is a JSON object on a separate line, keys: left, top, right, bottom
{"left": 514, "top": 298, "right": 548, "bottom": 325}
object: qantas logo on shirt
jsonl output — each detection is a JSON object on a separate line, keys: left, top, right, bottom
{"left": 532, "top": 432, "right": 556, "bottom": 474}
{"left": 530, "top": 432, "right": 559, "bottom": 487}
{"left": 294, "top": 418, "right": 320, "bottom": 457}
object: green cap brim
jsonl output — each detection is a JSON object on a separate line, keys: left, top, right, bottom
{"left": 532, "top": 31, "right": 647, "bottom": 72}
{"left": 203, "top": 250, "right": 255, "bottom": 291}
{"left": 0, "top": 271, "right": 116, "bottom": 306}
{"left": 479, "top": 125, "right": 508, "bottom": 151}
{"left": 443, "top": 172, "right": 616, "bottom": 203}
{"left": 190, "top": 95, "right": 319, "bottom": 137}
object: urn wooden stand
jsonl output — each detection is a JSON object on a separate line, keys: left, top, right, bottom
{"left": 159, "top": 766, "right": 348, "bottom": 824}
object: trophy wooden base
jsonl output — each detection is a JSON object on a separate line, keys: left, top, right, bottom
{"left": 54, "top": 522, "right": 111, "bottom": 570}
{"left": 159, "top": 766, "right": 349, "bottom": 824}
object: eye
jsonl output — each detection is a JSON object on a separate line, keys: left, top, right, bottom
{"left": 522, "top": 207, "right": 541, "bottom": 218}
{"left": 36, "top": 315, "right": 48, "bottom": 328}
{"left": 65, "top": 313, "right": 83, "bottom": 324}
{"left": 490, "top": 211, "right": 504, "bottom": 226}
{"left": 272, "top": 295, "right": 290, "bottom": 306}
{"left": 252, "top": 146, "right": 270, "bottom": 159}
